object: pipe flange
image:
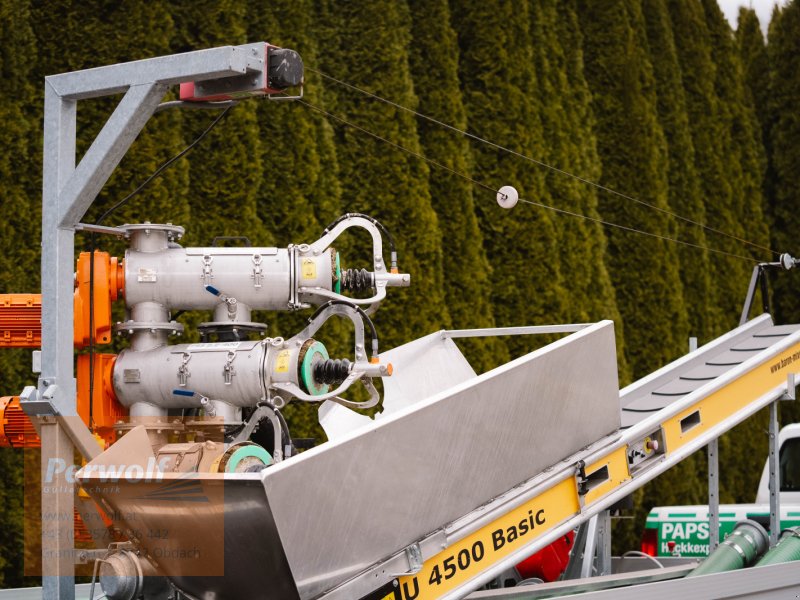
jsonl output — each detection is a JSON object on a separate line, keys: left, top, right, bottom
{"left": 118, "top": 222, "right": 185, "bottom": 240}
{"left": 114, "top": 321, "right": 185, "bottom": 336}
{"left": 98, "top": 550, "right": 143, "bottom": 600}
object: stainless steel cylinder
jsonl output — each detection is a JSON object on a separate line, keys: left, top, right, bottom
{"left": 112, "top": 338, "right": 330, "bottom": 410}
{"left": 113, "top": 340, "right": 267, "bottom": 408}
{"left": 98, "top": 550, "right": 170, "bottom": 600}
{"left": 124, "top": 246, "right": 335, "bottom": 312}
{"left": 128, "top": 301, "right": 171, "bottom": 352}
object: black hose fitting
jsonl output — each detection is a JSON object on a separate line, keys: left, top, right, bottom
{"left": 340, "top": 268, "right": 374, "bottom": 292}
{"left": 313, "top": 358, "right": 352, "bottom": 385}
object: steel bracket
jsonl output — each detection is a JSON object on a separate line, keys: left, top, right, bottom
{"left": 19, "top": 385, "right": 58, "bottom": 416}
{"left": 781, "top": 373, "right": 796, "bottom": 401}
{"left": 390, "top": 543, "right": 423, "bottom": 577}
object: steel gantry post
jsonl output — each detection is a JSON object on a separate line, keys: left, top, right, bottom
{"left": 34, "top": 44, "right": 274, "bottom": 599}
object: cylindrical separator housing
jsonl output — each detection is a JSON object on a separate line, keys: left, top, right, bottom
{"left": 124, "top": 246, "right": 337, "bottom": 312}
{"left": 112, "top": 338, "right": 331, "bottom": 410}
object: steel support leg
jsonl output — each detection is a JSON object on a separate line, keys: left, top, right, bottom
{"left": 40, "top": 76, "right": 78, "bottom": 600}
{"left": 708, "top": 438, "right": 720, "bottom": 552}
{"left": 688, "top": 336, "right": 722, "bottom": 553}
{"left": 40, "top": 419, "right": 75, "bottom": 600}
{"left": 579, "top": 514, "right": 599, "bottom": 579}
{"left": 769, "top": 400, "right": 781, "bottom": 547}
{"left": 595, "top": 511, "right": 612, "bottom": 576}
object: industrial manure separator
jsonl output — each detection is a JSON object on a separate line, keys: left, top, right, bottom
{"left": 3, "top": 42, "right": 800, "bottom": 600}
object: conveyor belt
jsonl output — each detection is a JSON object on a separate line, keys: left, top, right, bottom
{"left": 620, "top": 315, "right": 800, "bottom": 428}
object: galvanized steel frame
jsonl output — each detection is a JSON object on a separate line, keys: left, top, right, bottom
{"left": 37, "top": 45, "right": 269, "bottom": 600}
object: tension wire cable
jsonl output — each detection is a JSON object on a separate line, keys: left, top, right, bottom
{"left": 308, "top": 67, "right": 776, "bottom": 258}
{"left": 296, "top": 97, "right": 758, "bottom": 264}
{"left": 96, "top": 105, "right": 234, "bottom": 226}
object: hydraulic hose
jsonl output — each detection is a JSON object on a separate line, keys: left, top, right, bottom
{"left": 755, "top": 527, "right": 800, "bottom": 567}
{"left": 686, "top": 519, "right": 768, "bottom": 577}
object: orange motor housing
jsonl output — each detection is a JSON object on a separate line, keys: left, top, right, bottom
{"left": 0, "top": 251, "right": 126, "bottom": 448}
{"left": 0, "top": 294, "right": 42, "bottom": 347}
{"left": 73, "top": 251, "right": 124, "bottom": 348}
{"left": 0, "top": 396, "right": 40, "bottom": 448}
{"left": 77, "top": 353, "right": 123, "bottom": 446}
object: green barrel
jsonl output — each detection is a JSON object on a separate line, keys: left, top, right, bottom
{"left": 755, "top": 527, "right": 800, "bottom": 567}
{"left": 687, "top": 519, "right": 768, "bottom": 577}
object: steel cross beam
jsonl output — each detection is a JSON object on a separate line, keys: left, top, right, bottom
{"left": 37, "top": 44, "right": 265, "bottom": 600}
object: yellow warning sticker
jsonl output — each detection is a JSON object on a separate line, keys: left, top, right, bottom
{"left": 396, "top": 478, "right": 580, "bottom": 600}
{"left": 301, "top": 258, "right": 317, "bottom": 280}
{"left": 275, "top": 350, "right": 291, "bottom": 373}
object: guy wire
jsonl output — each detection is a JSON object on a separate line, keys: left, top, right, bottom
{"left": 308, "top": 67, "right": 776, "bottom": 258}
{"left": 297, "top": 96, "right": 758, "bottom": 264}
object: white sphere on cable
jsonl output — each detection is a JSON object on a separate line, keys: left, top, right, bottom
{"left": 497, "top": 185, "right": 519, "bottom": 209}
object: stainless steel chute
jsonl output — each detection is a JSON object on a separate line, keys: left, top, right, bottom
{"left": 78, "top": 321, "right": 620, "bottom": 599}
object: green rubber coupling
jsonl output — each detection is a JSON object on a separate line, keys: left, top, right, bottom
{"left": 299, "top": 339, "right": 331, "bottom": 396}
{"left": 222, "top": 442, "right": 273, "bottom": 473}
{"left": 756, "top": 527, "right": 800, "bottom": 567}
{"left": 687, "top": 519, "right": 768, "bottom": 577}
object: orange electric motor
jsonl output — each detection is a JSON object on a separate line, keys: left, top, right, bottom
{"left": 0, "top": 396, "right": 40, "bottom": 448}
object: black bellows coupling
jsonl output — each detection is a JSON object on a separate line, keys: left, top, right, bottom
{"left": 314, "top": 358, "right": 352, "bottom": 384}
{"left": 340, "top": 268, "right": 374, "bottom": 292}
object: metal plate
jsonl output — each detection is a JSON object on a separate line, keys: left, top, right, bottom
{"left": 264, "top": 322, "right": 620, "bottom": 599}
{"left": 78, "top": 429, "right": 300, "bottom": 600}
{"left": 319, "top": 331, "right": 478, "bottom": 440}
{"left": 623, "top": 393, "right": 672, "bottom": 413}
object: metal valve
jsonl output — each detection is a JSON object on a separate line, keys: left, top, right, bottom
{"left": 112, "top": 302, "right": 393, "bottom": 413}
{"left": 120, "top": 214, "right": 410, "bottom": 323}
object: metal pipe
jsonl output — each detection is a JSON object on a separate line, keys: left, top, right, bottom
{"left": 755, "top": 528, "right": 800, "bottom": 566}
{"left": 687, "top": 519, "right": 768, "bottom": 577}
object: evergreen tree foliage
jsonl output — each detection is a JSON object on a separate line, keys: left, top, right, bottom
{"left": 451, "top": 0, "right": 568, "bottom": 358}
{"left": 667, "top": 0, "right": 763, "bottom": 327}
{"left": 576, "top": 0, "right": 689, "bottom": 378}
{"left": 312, "top": 0, "right": 451, "bottom": 349}
{"left": 2, "top": 1, "right": 800, "bottom": 587}
{"left": 700, "top": 0, "right": 773, "bottom": 503}
{"left": 0, "top": 0, "right": 39, "bottom": 295}
{"left": 171, "top": 1, "right": 266, "bottom": 247}
{"left": 702, "top": 0, "right": 770, "bottom": 264}
{"left": 766, "top": 1, "right": 800, "bottom": 326}
{"left": 0, "top": 2, "right": 39, "bottom": 587}
{"left": 247, "top": 0, "right": 342, "bottom": 244}
{"left": 405, "top": 0, "right": 506, "bottom": 371}
{"left": 766, "top": 2, "right": 800, "bottom": 425}
{"left": 529, "top": 0, "right": 628, "bottom": 378}
{"left": 643, "top": 0, "right": 720, "bottom": 342}
{"left": 598, "top": 0, "right": 709, "bottom": 554}
{"left": 737, "top": 8, "right": 771, "bottom": 156}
